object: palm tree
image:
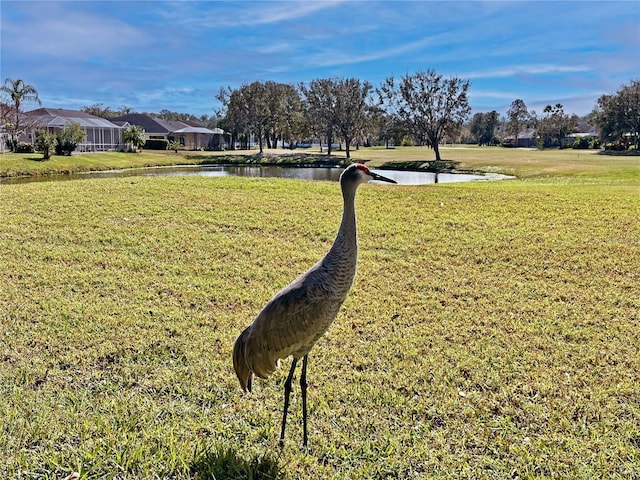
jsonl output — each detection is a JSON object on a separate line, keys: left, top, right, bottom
{"left": 1, "top": 78, "right": 41, "bottom": 152}
{"left": 123, "top": 125, "right": 146, "bottom": 152}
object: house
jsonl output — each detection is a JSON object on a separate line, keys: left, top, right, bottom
{"left": 504, "top": 128, "right": 538, "bottom": 148}
{"left": 566, "top": 121, "right": 598, "bottom": 145}
{"left": 505, "top": 122, "right": 598, "bottom": 148}
{"left": 20, "top": 108, "right": 125, "bottom": 152}
{"left": 111, "top": 113, "right": 227, "bottom": 150}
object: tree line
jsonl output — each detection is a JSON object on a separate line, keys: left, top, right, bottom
{"left": 470, "top": 100, "right": 581, "bottom": 149}
{"left": 2, "top": 75, "right": 639, "bottom": 157}
{"left": 217, "top": 74, "right": 639, "bottom": 155}
{"left": 214, "top": 70, "right": 473, "bottom": 161}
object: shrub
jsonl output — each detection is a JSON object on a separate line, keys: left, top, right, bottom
{"left": 144, "top": 139, "right": 169, "bottom": 150}
{"left": 55, "top": 138, "right": 77, "bottom": 156}
{"left": 55, "top": 121, "right": 86, "bottom": 155}
{"left": 572, "top": 137, "right": 591, "bottom": 149}
{"left": 34, "top": 131, "right": 57, "bottom": 159}
{"left": 123, "top": 125, "right": 146, "bottom": 152}
{"left": 400, "top": 136, "right": 415, "bottom": 146}
{"left": 604, "top": 142, "right": 627, "bottom": 151}
{"left": 168, "top": 140, "right": 182, "bottom": 153}
{"left": 15, "top": 142, "right": 35, "bottom": 153}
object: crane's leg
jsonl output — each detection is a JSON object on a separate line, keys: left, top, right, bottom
{"left": 300, "top": 354, "right": 309, "bottom": 447}
{"left": 279, "top": 357, "right": 298, "bottom": 447}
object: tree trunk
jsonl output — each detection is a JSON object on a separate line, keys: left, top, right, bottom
{"left": 327, "top": 133, "right": 333, "bottom": 156}
{"left": 345, "top": 137, "right": 351, "bottom": 159}
{"left": 258, "top": 128, "right": 264, "bottom": 154}
{"left": 433, "top": 141, "right": 441, "bottom": 161}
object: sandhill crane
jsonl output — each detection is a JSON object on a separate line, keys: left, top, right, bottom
{"left": 233, "top": 163, "right": 396, "bottom": 447}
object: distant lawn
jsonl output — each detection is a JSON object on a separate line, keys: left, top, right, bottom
{"left": 348, "top": 145, "right": 640, "bottom": 183}
{"left": 1, "top": 146, "right": 639, "bottom": 478}
{"left": 0, "top": 150, "right": 217, "bottom": 178}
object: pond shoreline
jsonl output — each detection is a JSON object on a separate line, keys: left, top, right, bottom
{"left": 0, "top": 159, "right": 513, "bottom": 185}
{"left": 1, "top": 151, "right": 492, "bottom": 183}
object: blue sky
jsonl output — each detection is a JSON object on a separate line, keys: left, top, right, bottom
{"left": 2, "top": 1, "right": 638, "bottom": 118}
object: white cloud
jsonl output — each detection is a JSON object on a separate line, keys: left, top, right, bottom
{"left": 240, "top": 0, "right": 345, "bottom": 26}
{"left": 187, "top": 0, "right": 346, "bottom": 28}
{"left": 2, "top": 4, "right": 148, "bottom": 59}
{"left": 303, "top": 36, "right": 436, "bottom": 68}
{"left": 463, "top": 64, "right": 592, "bottom": 80}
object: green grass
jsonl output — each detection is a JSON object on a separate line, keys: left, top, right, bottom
{"left": 348, "top": 145, "right": 640, "bottom": 183}
{"left": 1, "top": 148, "right": 639, "bottom": 478}
{"left": 0, "top": 150, "right": 218, "bottom": 178}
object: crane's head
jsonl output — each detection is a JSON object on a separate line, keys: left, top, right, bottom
{"left": 233, "top": 327, "right": 253, "bottom": 392}
{"left": 341, "top": 163, "right": 397, "bottom": 186}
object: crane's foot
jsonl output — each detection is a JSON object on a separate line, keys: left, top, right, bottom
{"left": 278, "top": 437, "right": 310, "bottom": 450}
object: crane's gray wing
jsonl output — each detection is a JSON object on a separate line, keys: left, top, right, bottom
{"left": 244, "top": 271, "right": 347, "bottom": 379}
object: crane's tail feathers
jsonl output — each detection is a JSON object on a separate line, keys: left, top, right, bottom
{"left": 233, "top": 327, "right": 253, "bottom": 392}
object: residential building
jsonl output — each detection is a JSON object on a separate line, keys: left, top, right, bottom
{"left": 111, "top": 113, "right": 227, "bottom": 150}
{"left": 19, "top": 108, "right": 125, "bottom": 151}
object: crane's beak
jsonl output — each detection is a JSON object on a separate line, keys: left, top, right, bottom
{"left": 369, "top": 171, "right": 397, "bottom": 184}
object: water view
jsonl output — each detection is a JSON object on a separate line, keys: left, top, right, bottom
{"left": 1, "top": 165, "right": 512, "bottom": 185}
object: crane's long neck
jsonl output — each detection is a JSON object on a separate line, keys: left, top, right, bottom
{"left": 327, "top": 182, "right": 358, "bottom": 265}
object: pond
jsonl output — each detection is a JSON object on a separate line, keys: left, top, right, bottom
{"left": 0, "top": 165, "right": 513, "bottom": 186}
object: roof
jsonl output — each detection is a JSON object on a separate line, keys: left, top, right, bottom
{"left": 26, "top": 108, "right": 123, "bottom": 129}
{"left": 111, "top": 120, "right": 131, "bottom": 127}
{"left": 575, "top": 121, "right": 597, "bottom": 135}
{"left": 110, "top": 113, "right": 224, "bottom": 135}
{"left": 172, "top": 126, "right": 219, "bottom": 134}
{"left": 109, "top": 113, "right": 178, "bottom": 134}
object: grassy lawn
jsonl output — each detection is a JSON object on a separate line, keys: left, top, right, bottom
{"left": 0, "top": 150, "right": 224, "bottom": 179}
{"left": 1, "top": 147, "right": 639, "bottom": 478}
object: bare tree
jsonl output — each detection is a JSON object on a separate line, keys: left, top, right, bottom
{"left": 300, "top": 78, "right": 338, "bottom": 155}
{"left": 378, "top": 69, "right": 471, "bottom": 162}
{"left": 264, "top": 82, "right": 305, "bottom": 149}
{"left": 334, "top": 78, "right": 372, "bottom": 159}
{"left": 300, "top": 78, "right": 374, "bottom": 158}
{"left": 218, "top": 82, "right": 270, "bottom": 153}
{"left": 216, "top": 86, "right": 242, "bottom": 149}
{"left": 243, "top": 82, "right": 271, "bottom": 154}
{"left": 279, "top": 85, "right": 308, "bottom": 149}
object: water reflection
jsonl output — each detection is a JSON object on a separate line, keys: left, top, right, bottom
{"left": 143, "top": 165, "right": 344, "bottom": 182}
{"left": 1, "top": 165, "right": 512, "bottom": 186}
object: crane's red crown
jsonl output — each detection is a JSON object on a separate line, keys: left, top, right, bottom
{"left": 355, "top": 163, "right": 371, "bottom": 174}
